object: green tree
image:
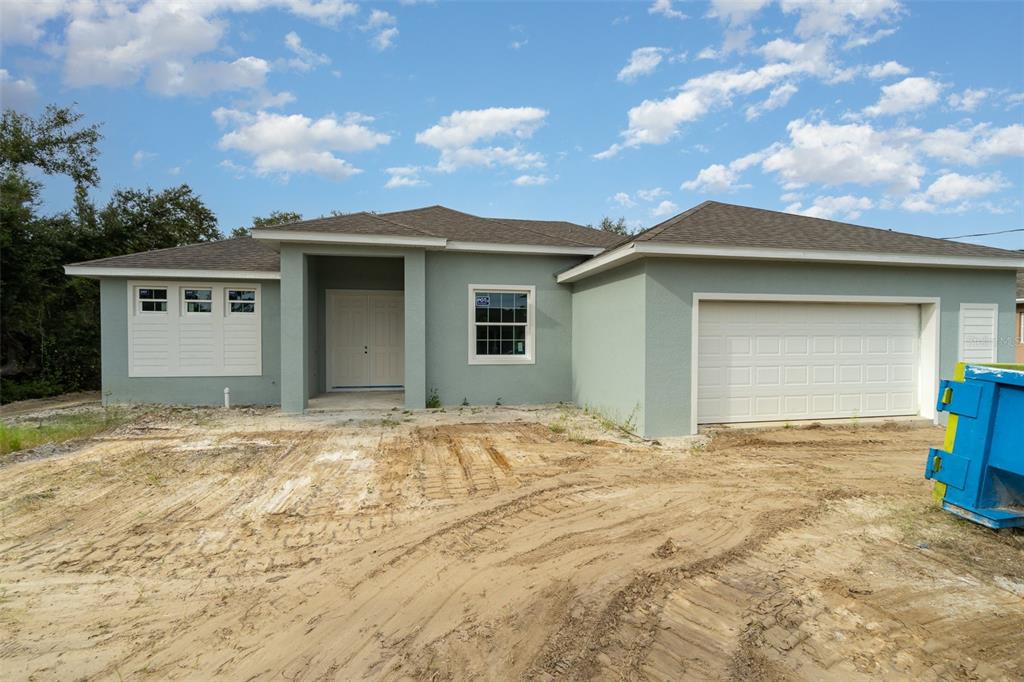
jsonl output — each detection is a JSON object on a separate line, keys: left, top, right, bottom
{"left": 1, "top": 104, "right": 222, "bottom": 402}
{"left": 232, "top": 210, "right": 302, "bottom": 237}
{"left": 597, "top": 216, "right": 630, "bottom": 236}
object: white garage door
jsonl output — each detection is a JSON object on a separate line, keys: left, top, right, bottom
{"left": 697, "top": 301, "right": 920, "bottom": 424}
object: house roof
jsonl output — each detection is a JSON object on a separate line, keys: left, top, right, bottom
{"left": 66, "top": 236, "right": 280, "bottom": 274}
{"left": 618, "top": 201, "right": 1022, "bottom": 260}
{"left": 256, "top": 205, "right": 620, "bottom": 248}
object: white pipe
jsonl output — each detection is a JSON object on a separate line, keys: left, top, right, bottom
{"left": 224, "top": 387, "right": 231, "bottom": 409}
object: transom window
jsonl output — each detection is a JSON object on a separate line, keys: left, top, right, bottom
{"left": 227, "top": 289, "right": 257, "bottom": 314}
{"left": 468, "top": 285, "right": 535, "bottom": 365}
{"left": 137, "top": 287, "right": 167, "bottom": 313}
{"left": 183, "top": 288, "right": 212, "bottom": 313}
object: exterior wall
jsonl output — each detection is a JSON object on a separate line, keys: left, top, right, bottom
{"left": 424, "top": 251, "right": 581, "bottom": 406}
{"left": 1017, "top": 303, "right": 1024, "bottom": 363}
{"left": 640, "top": 259, "right": 1018, "bottom": 438}
{"left": 100, "top": 278, "right": 281, "bottom": 406}
{"left": 309, "top": 256, "right": 404, "bottom": 394}
{"left": 570, "top": 262, "right": 647, "bottom": 433}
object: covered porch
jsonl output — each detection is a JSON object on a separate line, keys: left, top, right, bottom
{"left": 278, "top": 244, "right": 427, "bottom": 412}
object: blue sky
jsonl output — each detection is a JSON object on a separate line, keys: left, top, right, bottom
{"left": 2, "top": 0, "right": 1022, "bottom": 249}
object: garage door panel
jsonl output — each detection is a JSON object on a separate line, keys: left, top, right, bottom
{"left": 698, "top": 301, "right": 920, "bottom": 424}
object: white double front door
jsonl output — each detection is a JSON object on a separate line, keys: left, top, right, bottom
{"left": 326, "top": 290, "right": 404, "bottom": 389}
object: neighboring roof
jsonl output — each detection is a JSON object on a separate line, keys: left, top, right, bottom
{"left": 620, "top": 201, "right": 1022, "bottom": 260}
{"left": 618, "top": 200, "right": 1019, "bottom": 259}
{"left": 257, "top": 205, "right": 618, "bottom": 248}
{"left": 65, "top": 237, "right": 280, "bottom": 275}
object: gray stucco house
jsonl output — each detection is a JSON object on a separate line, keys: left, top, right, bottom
{"left": 65, "top": 201, "right": 1023, "bottom": 438}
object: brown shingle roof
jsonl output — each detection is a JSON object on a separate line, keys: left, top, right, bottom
{"left": 68, "top": 237, "right": 280, "bottom": 272}
{"left": 622, "top": 201, "right": 1022, "bottom": 259}
{"left": 262, "top": 205, "right": 612, "bottom": 248}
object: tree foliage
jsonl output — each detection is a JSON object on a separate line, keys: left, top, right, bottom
{"left": 1, "top": 104, "right": 222, "bottom": 402}
{"left": 232, "top": 210, "right": 303, "bottom": 237}
{"left": 596, "top": 216, "right": 631, "bottom": 235}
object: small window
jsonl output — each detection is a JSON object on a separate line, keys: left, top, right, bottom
{"left": 183, "top": 288, "right": 212, "bottom": 314}
{"left": 137, "top": 287, "right": 168, "bottom": 313}
{"left": 469, "top": 286, "right": 534, "bottom": 365}
{"left": 227, "top": 289, "right": 257, "bottom": 314}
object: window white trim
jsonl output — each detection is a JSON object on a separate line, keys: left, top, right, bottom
{"left": 689, "top": 293, "right": 942, "bottom": 436}
{"left": 958, "top": 302, "right": 998, "bottom": 363}
{"left": 556, "top": 242, "right": 1024, "bottom": 284}
{"left": 135, "top": 285, "right": 169, "bottom": 315}
{"left": 467, "top": 284, "right": 536, "bottom": 365}
{"left": 225, "top": 287, "right": 258, "bottom": 316}
{"left": 182, "top": 287, "right": 213, "bottom": 316}
{"left": 127, "top": 280, "right": 262, "bottom": 377}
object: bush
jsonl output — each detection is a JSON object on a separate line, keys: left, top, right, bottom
{"left": 0, "top": 377, "right": 65, "bottom": 404}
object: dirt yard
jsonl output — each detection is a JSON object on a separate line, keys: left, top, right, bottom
{"left": 1, "top": 402, "right": 1022, "bottom": 681}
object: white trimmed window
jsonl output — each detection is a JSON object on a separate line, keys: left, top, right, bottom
{"left": 468, "top": 284, "right": 535, "bottom": 365}
{"left": 137, "top": 287, "right": 168, "bottom": 313}
{"left": 183, "top": 288, "right": 212, "bottom": 314}
{"left": 227, "top": 288, "right": 257, "bottom": 314}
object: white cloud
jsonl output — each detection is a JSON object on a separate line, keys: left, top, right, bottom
{"left": 917, "top": 123, "right": 1024, "bottom": 165}
{"left": 612, "top": 192, "right": 637, "bottom": 208}
{"left": 132, "top": 149, "right": 156, "bottom": 168}
{"left": 384, "top": 166, "right": 427, "bottom": 188}
{"left": 1006, "top": 92, "right": 1024, "bottom": 109}
{"left": 510, "top": 39, "right": 528, "bottom": 50}
{"left": 761, "top": 118, "right": 924, "bottom": 192}
{"left": 284, "top": 31, "right": 330, "bottom": 71}
{"left": 148, "top": 57, "right": 270, "bottom": 97}
{"left": 923, "top": 172, "right": 1008, "bottom": 204}
{"left": 363, "top": 9, "right": 398, "bottom": 50}
{"left": 0, "top": 0, "right": 69, "bottom": 45}
{"left": 617, "top": 47, "right": 669, "bottom": 83}
{"left": 513, "top": 174, "right": 551, "bottom": 186}
{"left": 947, "top": 88, "right": 989, "bottom": 113}
{"left": 696, "top": 46, "right": 720, "bottom": 60}
{"left": 33, "top": 1, "right": 356, "bottom": 95}
{"left": 843, "top": 27, "right": 898, "bottom": 49}
{"left": 216, "top": 109, "right": 390, "bottom": 180}
{"left": 784, "top": 194, "right": 873, "bottom": 220}
{"left": 167, "top": 166, "right": 182, "bottom": 176}
{"left": 599, "top": 39, "right": 840, "bottom": 156}
{"left": 781, "top": 0, "right": 902, "bottom": 39}
{"left": 372, "top": 27, "right": 399, "bottom": 50}
{"left": 682, "top": 164, "right": 744, "bottom": 192}
{"left": 237, "top": 90, "right": 297, "bottom": 110}
{"left": 637, "top": 187, "right": 668, "bottom": 201}
{"left": 651, "top": 199, "right": 680, "bottom": 217}
{"left": 649, "top": 0, "right": 687, "bottom": 20}
{"left": 708, "top": 0, "right": 771, "bottom": 25}
{"left": 0, "top": 69, "right": 38, "bottom": 110}
{"left": 867, "top": 61, "right": 909, "bottom": 79}
{"left": 416, "top": 107, "right": 548, "bottom": 172}
{"left": 745, "top": 83, "right": 798, "bottom": 120}
{"left": 862, "top": 76, "right": 942, "bottom": 117}
{"left": 366, "top": 9, "right": 396, "bottom": 27}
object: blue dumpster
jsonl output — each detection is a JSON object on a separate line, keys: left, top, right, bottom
{"left": 924, "top": 364, "right": 1024, "bottom": 529}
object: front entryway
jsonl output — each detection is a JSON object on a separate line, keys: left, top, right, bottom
{"left": 326, "top": 290, "right": 404, "bottom": 389}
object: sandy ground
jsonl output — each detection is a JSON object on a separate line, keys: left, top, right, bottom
{"left": 1, "top": 402, "right": 1022, "bottom": 681}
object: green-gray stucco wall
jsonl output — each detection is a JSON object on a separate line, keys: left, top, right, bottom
{"left": 99, "top": 278, "right": 282, "bottom": 406}
{"left": 571, "top": 262, "right": 647, "bottom": 434}
{"left": 424, "top": 251, "right": 582, "bottom": 407}
{"left": 570, "top": 258, "right": 1017, "bottom": 439}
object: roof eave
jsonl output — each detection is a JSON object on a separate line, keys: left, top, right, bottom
{"left": 252, "top": 229, "right": 448, "bottom": 249}
{"left": 64, "top": 265, "right": 281, "bottom": 280}
{"left": 556, "top": 242, "right": 1024, "bottom": 284}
